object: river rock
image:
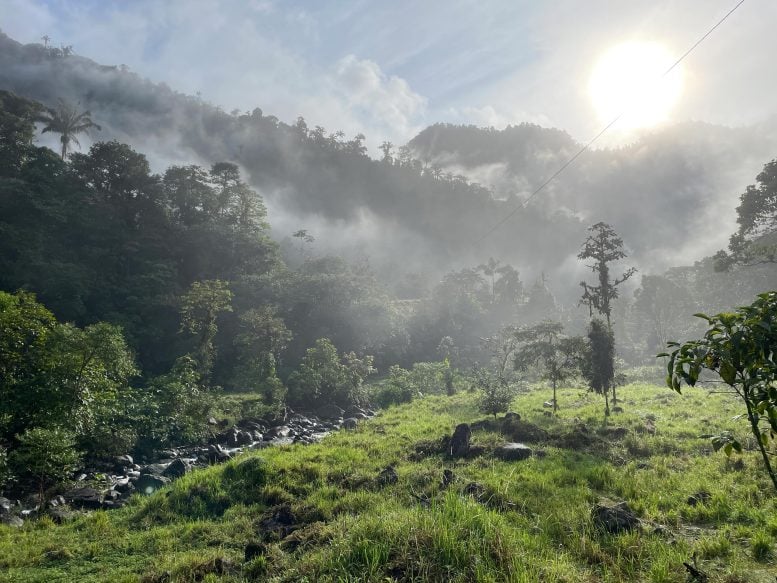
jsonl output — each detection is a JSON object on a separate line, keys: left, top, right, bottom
{"left": 0, "top": 514, "right": 23, "bottom": 528}
{"left": 316, "top": 403, "right": 345, "bottom": 419}
{"left": 497, "top": 443, "right": 533, "bottom": 461}
{"left": 163, "top": 458, "right": 190, "bottom": 479}
{"left": 136, "top": 474, "right": 171, "bottom": 495}
{"left": 208, "top": 444, "right": 232, "bottom": 463}
{"left": 63, "top": 487, "right": 102, "bottom": 510}
{"left": 342, "top": 418, "right": 358, "bottom": 430}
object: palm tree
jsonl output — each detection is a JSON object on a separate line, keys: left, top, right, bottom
{"left": 37, "top": 100, "right": 101, "bottom": 159}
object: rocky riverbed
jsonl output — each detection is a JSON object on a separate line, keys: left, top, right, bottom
{"left": 0, "top": 404, "right": 375, "bottom": 527}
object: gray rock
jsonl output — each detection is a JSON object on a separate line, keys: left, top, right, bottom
{"left": 63, "top": 487, "right": 102, "bottom": 510}
{"left": 0, "top": 514, "right": 23, "bottom": 528}
{"left": 504, "top": 411, "right": 521, "bottom": 422}
{"left": 496, "top": 443, "right": 533, "bottom": 461}
{"left": 163, "top": 459, "right": 190, "bottom": 479}
{"left": 140, "top": 463, "right": 168, "bottom": 476}
{"left": 342, "top": 418, "right": 358, "bottom": 430}
{"left": 449, "top": 423, "right": 471, "bottom": 457}
{"left": 136, "top": 474, "right": 171, "bottom": 495}
{"left": 317, "top": 403, "right": 345, "bottom": 420}
{"left": 48, "top": 508, "right": 77, "bottom": 524}
{"left": 268, "top": 425, "right": 292, "bottom": 438}
{"left": 47, "top": 495, "right": 66, "bottom": 509}
{"left": 207, "top": 444, "right": 232, "bottom": 463}
{"left": 593, "top": 502, "right": 639, "bottom": 533}
{"left": 0, "top": 496, "right": 12, "bottom": 515}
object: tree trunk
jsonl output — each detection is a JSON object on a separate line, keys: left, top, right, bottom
{"left": 744, "top": 392, "right": 777, "bottom": 491}
{"left": 552, "top": 379, "right": 558, "bottom": 413}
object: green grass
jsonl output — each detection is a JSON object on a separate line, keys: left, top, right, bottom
{"left": 2, "top": 383, "right": 777, "bottom": 581}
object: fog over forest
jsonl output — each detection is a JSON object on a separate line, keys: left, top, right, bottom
{"left": 6, "top": 3, "right": 777, "bottom": 580}
{"left": 2, "top": 26, "right": 776, "bottom": 304}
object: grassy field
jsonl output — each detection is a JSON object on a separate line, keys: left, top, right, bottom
{"left": 1, "top": 382, "right": 777, "bottom": 582}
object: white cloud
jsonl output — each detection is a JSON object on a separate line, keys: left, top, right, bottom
{"left": 333, "top": 54, "right": 427, "bottom": 141}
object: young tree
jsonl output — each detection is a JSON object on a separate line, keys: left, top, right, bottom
{"left": 513, "top": 321, "right": 585, "bottom": 412}
{"left": 662, "top": 292, "right": 777, "bottom": 491}
{"left": 11, "top": 427, "right": 82, "bottom": 500}
{"left": 473, "top": 365, "right": 516, "bottom": 419}
{"left": 581, "top": 318, "right": 615, "bottom": 416}
{"left": 36, "top": 99, "right": 101, "bottom": 159}
{"left": 179, "top": 280, "right": 233, "bottom": 381}
{"left": 578, "top": 222, "right": 635, "bottom": 405}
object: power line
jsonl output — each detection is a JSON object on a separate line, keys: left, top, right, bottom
{"left": 472, "top": 0, "right": 746, "bottom": 246}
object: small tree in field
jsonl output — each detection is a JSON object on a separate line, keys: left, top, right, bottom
{"left": 513, "top": 321, "right": 586, "bottom": 412}
{"left": 581, "top": 319, "right": 615, "bottom": 416}
{"left": 474, "top": 366, "right": 516, "bottom": 419}
{"left": 662, "top": 292, "right": 777, "bottom": 491}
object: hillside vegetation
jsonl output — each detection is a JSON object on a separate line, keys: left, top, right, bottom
{"left": 2, "top": 383, "right": 776, "bottom": 582}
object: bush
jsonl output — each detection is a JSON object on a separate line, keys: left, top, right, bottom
{"left": 474, "top": 368, "right": 516, "bottom": 418}
{"left": 287, "top": 338, "right": 374, "bottom": 409}
{"left": 10, "top": 427, "right": 82, "bottom": 492}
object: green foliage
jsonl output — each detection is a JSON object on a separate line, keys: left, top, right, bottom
{"left": 513, "top": 321, "right": 585, "bottom": 411}
{"left": 473, "top": 366, "right": 516, "bottom": 418}
{"left": 36, "top": 98, "right": 101, "bottom": 159}
{"left": 10, "top": 427, "right": 82, "bottom": 491}
{"left": 581, "top": 318, "right": 614, "bottom": 415}
{"left": 132, "top": 356, "right": 210, "bottom": 455}
{"left": 717, "top": 159, "right": 777, "bottom": 269}
{"left": 287, "top": 338, "right": 375, "bottom": 409}
{"left": 663, "top": 291, "right": 777, "bottom": 490}
{"left": 0, "top": 291, "right": 137, "bottom": 441}
{"left": 179, "top": 280, "right": 233, "bottom": 380}
{"left": 0, "top": 90, "right": 43, "bottom": 175}
{"left": 372, "top": 360, "right": 463, "bottom": 408}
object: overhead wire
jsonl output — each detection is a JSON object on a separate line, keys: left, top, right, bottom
{"left": 471, "top": 0, "right": 746, "bottom": 246}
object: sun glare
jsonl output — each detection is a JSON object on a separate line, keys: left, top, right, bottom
{"left": 589, "top": 41, "right": 684, "bottom": 130}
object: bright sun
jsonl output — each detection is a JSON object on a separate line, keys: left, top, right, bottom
{"left": 589, "top": 41, "right": 684, "bottom": 130}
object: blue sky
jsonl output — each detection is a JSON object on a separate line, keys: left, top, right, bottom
{"left": 1, "top": 0, "right": 774, "bottom": 151}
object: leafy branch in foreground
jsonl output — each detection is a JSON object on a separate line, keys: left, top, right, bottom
{"left": 660, "top": 291, "right": 777, "bottom": 491}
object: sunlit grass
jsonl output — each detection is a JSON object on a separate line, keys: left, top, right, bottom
{"left": 1, "top": 382, "right": 776, "bottom": 582}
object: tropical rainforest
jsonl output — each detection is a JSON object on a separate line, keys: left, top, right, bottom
{"left": 1, "top": 28, "right": 777, "bottom": 583}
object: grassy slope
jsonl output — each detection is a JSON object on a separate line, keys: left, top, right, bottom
{"left": 1, "top": 383, "right": 777, "bottom": 582}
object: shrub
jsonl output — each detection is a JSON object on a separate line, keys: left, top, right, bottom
{"left": 10, "top": 427, "right": 82, "bottom": 493}
{"left": 474, "top": 367, "right": 516, "bottom": 418}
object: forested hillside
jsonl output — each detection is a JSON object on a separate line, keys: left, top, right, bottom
{"left": 2, "top": 31, "right": 777, "bottom": 290}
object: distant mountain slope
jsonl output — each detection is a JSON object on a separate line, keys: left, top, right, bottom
{"left": 2, "top": 30, "right": 776, "bottom": 294}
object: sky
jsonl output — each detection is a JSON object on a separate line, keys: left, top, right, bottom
{"left": 1, "top": 0, "right": 774, "bottom": 153}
